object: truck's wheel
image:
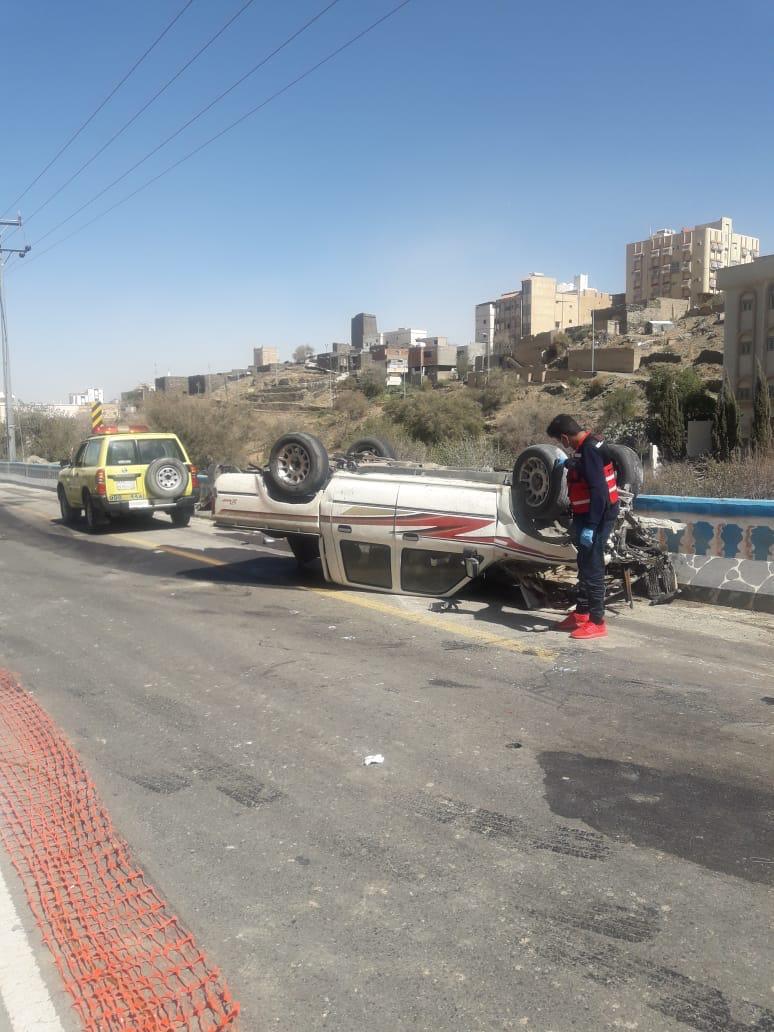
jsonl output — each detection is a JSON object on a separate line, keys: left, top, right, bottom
{"left": 346, "top": 437, "right": 396, "bottom": 460}
{"left": 57, "top": 485, "right": 77, "bottom": 525}
{"left": 287, "top": 534, "right": 320, "bottom": 566}
{"left": 145, "top": 457, "right": 189, "bottom": 499}
{"left": 512, "top": 444, "right": 569, "bottom": 520}
{"left": 608, "top": 444, "right": 643, "bottom": 497}
{"left": 266, "top": 432, "right": 329, "bottom": 499}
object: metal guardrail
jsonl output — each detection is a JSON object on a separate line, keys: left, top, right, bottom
{"left": 0, "top": 461, "right": 60, "bottom": 488}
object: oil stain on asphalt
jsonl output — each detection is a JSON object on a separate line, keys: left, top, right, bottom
{"left": 538, "top": 751, "right": 774, "bottom": 885}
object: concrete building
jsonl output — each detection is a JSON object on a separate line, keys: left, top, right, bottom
{"left": 253, "top": 346, "right": 279, "bottom": 367}
{"left": 492, "top": 292, "right": 521, "bottom": 355}
{"left": 381, "top": 327, "right": 428, "bottom": 349}
{"left": 475, "top": 302, "right": 496, "bottom": 350}
{"left": 69, "top": 387, "right": 104, "bottom": 406}
{"left": 491, "top": 274, "right": 610, "bottom": 354}
{"left": 626, "top": 217, "right": 760, "bottom": 307}
{"left": 155, "top": 376, "right": 188, "bottom": 394}
{"left": 408, "top": 337, "right": 457, "bottom": 384}
{"left": 717, "top": 253, "right": 774, "bottom": 432}
{"left": 351, "top": 313, "right": 378, "bottom": 351}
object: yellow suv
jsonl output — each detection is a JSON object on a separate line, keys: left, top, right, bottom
{"left": 57, "top": 425, "right": 198, "bottom": 532}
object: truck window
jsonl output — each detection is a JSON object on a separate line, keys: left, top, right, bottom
{"left": 340, "top": 541, "right": 392, "bottom": 589}
{"left": 401, "top": 548, "right": 466, "bottom": 595}
{"left": 82, "top": 439, "right": 102, "bottom": 467}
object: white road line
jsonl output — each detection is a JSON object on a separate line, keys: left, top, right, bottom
{"left": 0, "top": 859, "right": 64, "bottom": 1031}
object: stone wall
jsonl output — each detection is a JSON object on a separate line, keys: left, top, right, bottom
{"left": 635, "top": 495, "right": 774, "bottom": 612}
{"left": 568, "top": 347, "right": 640, "bottom": 373}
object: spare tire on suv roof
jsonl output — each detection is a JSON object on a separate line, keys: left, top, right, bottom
{"left": 608, "top": 443, "right": 643, "bottom": 497}
{"left": 346, "top": 436, "right": 396, "bottom": 460}
{"left": 512, "top": 444, "right": 569, "bottom": 520}
{"left": 145, "top": 457, "right": 189, "bottom": 499}
{"left": 266, "top": 432, "right": 329, "bottom": 499}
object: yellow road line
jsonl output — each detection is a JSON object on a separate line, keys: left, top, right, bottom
{"left": 6, "top": 497, "right": 554, "bottom": 660}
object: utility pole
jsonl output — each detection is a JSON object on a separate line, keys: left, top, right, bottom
{"left": 0, "top": 217, "right": 31, "bottom": 462}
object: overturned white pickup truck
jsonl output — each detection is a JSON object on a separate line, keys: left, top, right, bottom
{"left": 212, "top": 433, "right": 678, "bottom": 604}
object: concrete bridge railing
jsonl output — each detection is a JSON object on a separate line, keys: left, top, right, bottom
{"left": 635, "top": 494, "right": 774, "bottom": 612}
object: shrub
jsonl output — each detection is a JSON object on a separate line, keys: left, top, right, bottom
{"left": 601, "top": 386, "right": 638, "bottom": 426}
{"left": 476, "top": 371, "right": 516, "bottom": 416}
{"left": 384, "top": 390, "right": 484, "bottom": 444}
{"left": 646, "top": 453, "right": 774, "bottom": 499}
{"left": 645, "top": 365, "right": 703, "bottom": 419}
{"left": 16, "top": 412, "right": 89, "bottom": 462}
{"left": 586, "top": 376, "right": 606, "bottom": 399}
{"left": 658, "top": 383, "right": 685, "bottom": 460}
{"left": 359, "top": 368, "right": 385, "bottom": 399}
{"left": 143, "top": 394, "right": 252, "bottom": 468}
{"left": 333, "top": 390, "right": 368, "bottom": 420}
{"left": 751, "top": 359, "right": 773, "bottom": 454}
{"left": 495, "top": 395, "right": 578, "bottom": 457}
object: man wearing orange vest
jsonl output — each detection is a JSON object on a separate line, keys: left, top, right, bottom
{"left": 546, "top": 414, "right": 620, "bottom": 639}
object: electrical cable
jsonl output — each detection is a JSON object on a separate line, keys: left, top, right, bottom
{"left": 1, "top": 0, "right": 195, "bottom": 217}
{"left": 22, "top": 0, "right": 258, "bottom": 229}
{"left": 18, "top": 0, "right": 413, "bottom": 271}
{"left": 29, "top": 0, "right": 344, "bottom": 251}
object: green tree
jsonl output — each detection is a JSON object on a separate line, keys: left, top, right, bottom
{"left": 645, "top": 365, "right": 703, "bottom": 420}
{"left": 456, "top": 351, "right": 470, "bottom": 381}
{"left": 712, "top": 380, "right": 730, "bottom": 460}
{"left": 659, "top": 383, "right": 685, "bottom": 460}
{"left": 750, "top": 359, "right": 773, "bottom": 454}
{"left": 725, "top": 380, "right": 741, "bottom": 454}
{"left": 601, "top": 386, "right": 638, "bottom": 426}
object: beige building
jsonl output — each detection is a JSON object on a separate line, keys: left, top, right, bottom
{"left": 717, "top": 254, "right": 774, "bottom": 432}
{"left": 253, "top": 346, "right": 279, "bottom": 367}
{"left": 490, "top": 274, "right": 610, "bottom": 354}
{"left": 626, "top": 217, "right": 759, "bottom": 308}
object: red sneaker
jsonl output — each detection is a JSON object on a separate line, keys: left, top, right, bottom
{"left": 554, "top": 612, "right": 589, "bottom": 631}
{"left": 570, "top": 621, "right": 607, "bottom": 640}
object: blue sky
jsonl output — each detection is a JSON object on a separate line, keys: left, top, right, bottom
{"left": 2, "top": 0, "right": 772, "bottom": 402}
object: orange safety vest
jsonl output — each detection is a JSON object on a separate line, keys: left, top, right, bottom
{"left": 567, "top": 433, "right": 619, "bottom": 516}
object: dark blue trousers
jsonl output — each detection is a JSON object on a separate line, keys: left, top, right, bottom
{"left": 573, "top": 515, "right": 617, "bottom": 623}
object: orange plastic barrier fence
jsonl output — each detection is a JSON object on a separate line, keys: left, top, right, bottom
{"left": 0, "top": 671, "right": 240, "bottom": 1031}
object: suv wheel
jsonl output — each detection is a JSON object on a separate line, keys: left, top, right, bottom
{"left": 83, "top": 492, "right": 106, "bottom": 533}
{"left": 512, "top": 444, "right": 570, "bottom": 520}
{"left": 57, "top": 486, "right": 77, "bottom": 525}
{"left": 171, "top": 510, "right": 191, "bottom": 528}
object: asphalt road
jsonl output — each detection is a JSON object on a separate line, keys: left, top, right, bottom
{"left": 0, "top": 481, "right": 772, "bottom": 1032}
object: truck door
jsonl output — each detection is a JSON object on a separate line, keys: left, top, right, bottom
{"left": 320, "top": 474, "right": 400, "bottom": 591}
{"left": 62, "top": 442, "right": 87, "bottom": 505}
{"left": 394, "top": 480, "right": 498, "bottom": 596}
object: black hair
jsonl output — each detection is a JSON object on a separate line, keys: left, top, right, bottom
{"left": 546, "top": 414, "right": 583, "bottom": 438}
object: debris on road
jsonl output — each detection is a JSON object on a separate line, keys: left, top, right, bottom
{"left": 364, "top": 754, "right": 385, "bottom": 766}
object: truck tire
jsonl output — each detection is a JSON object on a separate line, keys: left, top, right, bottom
{"left": 346, "top": 437, "right": 396, "bottom": 460}
{"left": 608, "top": 443, "right": 643, "bottom": 497}
{"left": 512, "top": 444, "right": 569, "bottom": 520}
{"left": 287, "top": 534, "right": 320, "bottom": 566}
{"left": 266, "top": 432, "right": 329, "bottom": 499}
{"left": 145, "top": 457, "right": 189, "bottom": 499}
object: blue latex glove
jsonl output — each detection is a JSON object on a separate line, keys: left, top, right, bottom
{"left": 578, "top": 527, "right": 595, "bottom": 549}
{"left": 554, "top": 455, "right": 568, "bottom": 469}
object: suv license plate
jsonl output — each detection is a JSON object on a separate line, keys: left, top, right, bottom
{"left": 115, "top": 479, "right": 137, "bottom": 490}
{"left": 128, "top": 499, "right": 150, "bottom": 509}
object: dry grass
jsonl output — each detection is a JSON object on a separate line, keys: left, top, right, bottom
{"left": 645, "top": 452, "right": 774, "bottom": 499}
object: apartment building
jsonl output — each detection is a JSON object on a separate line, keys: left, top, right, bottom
{"left": 382, "top": 327, "right": 428, "bottom": 349}
{"left": 717, "top": 254, "right": 774, "bottom": 431}
{"left": 489, "top": 274, "right": 610, "bottom": 354}
{"left": 626, "top": 217, "right": 760, "bottom": 308}
{"left": 475, "top": 301, "right": 496, "bottom": 347}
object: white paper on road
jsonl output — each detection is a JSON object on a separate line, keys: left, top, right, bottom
{"left": 0, "top": 858, "right": 65, "bottom": 1031}
{"left": 364, "top": 754, "right": 385, "bottom": 766}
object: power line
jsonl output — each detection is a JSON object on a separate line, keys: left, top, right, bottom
{"left": 22, "top": 0, "right": 258, "bottom": 229}
{"left": 27, "top": 0, "right": 344, "bottom": 251}
{"left": 18, "top": 0, "right": 414, "bottom": 272}
{"left": 2, "top": 0, "right": 195, "bottom": 218}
